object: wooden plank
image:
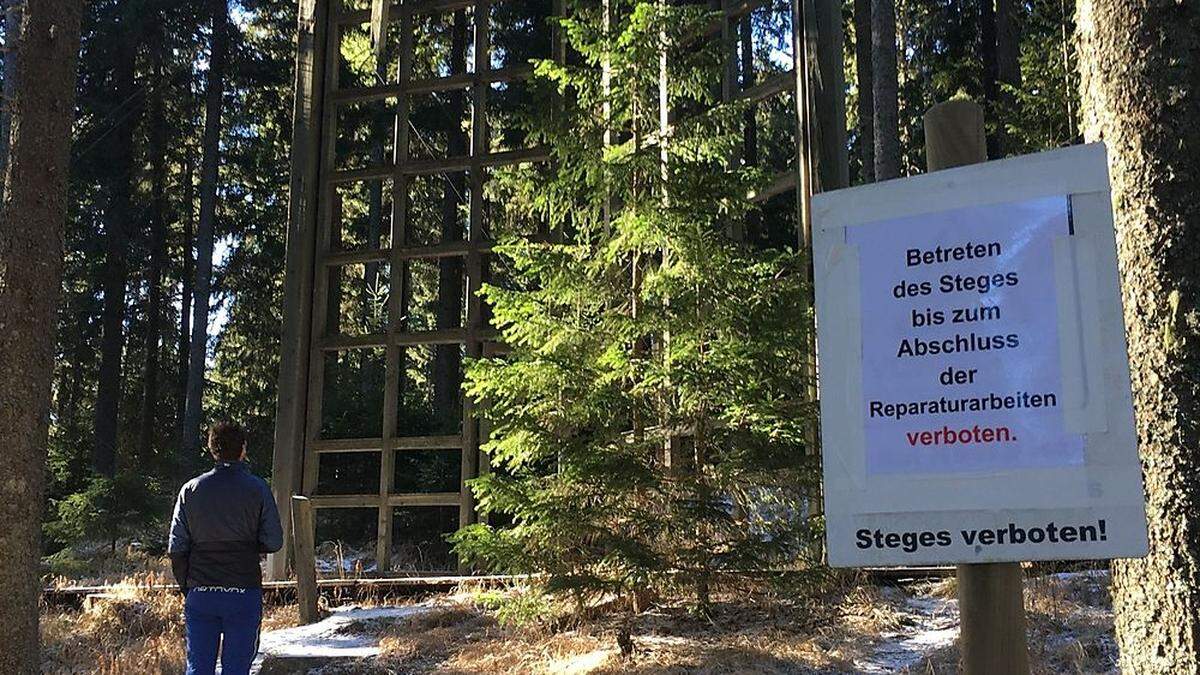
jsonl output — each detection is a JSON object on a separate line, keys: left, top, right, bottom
{"left": 267, "top": 0, "right": 328, "bottom": 582}
{"left": 393, "top": 434, "right": 462, "bottom": 450}
{"left": 393, "top": 328, "right": 470, "bottom": 346}
{"left": 394, "top": 240, "right": 492, "bottom": 260}
{"left": 309, "top": 492, "right": 462, "bottom": 508}
{"left": 323, "top": 247, "right": 391, "bottom": 267}
{"left": 318, "top": 333, "right": 389, "bottom": 350}
{"left": 302, "top": 0, "right": 349, "bottom": 501}
{"left": 310, "top": 494, "right": 384, "bottom": 508}
{"left": 330, "top": 65, "right": 534, "bottom": 103}
{"left": 327, "top": 147, "right": 550, "bottom": 184}
{"left": 404, "top": 146, "right": 551, "bottom": 176}
{"left": 377, "top": 4, "right": 416, "bottom": 577}
{"left": 312, "top": 437, "right": 386, "bottom": 453}
{"left": 292, "top": 496, "right": 320, "bottom": 624}
{"left": 460, "top": 0, "right": 492, "bottom": 537}
{"left": 750, "top": 170, "right": 798, "bottom": 203}
{"left": 329, "top": 165, "right": 395, "bottom": 184}
{"left": 740, "top": 69, "right": 794, "bottom": 105}
{"left": 389, "top": 492, "right": 462, "bottom": 507}
{"left": 336, "top": 0, "right": 476, "bottom": 24}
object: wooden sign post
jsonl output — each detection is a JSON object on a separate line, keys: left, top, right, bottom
{"left": 923, "top": 100, "right": 1030, "bottom": 675}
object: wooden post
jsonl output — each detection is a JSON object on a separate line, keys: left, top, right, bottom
{"left": 923, "top": 99, "right": 1030, "bottom": 675}
{"left": 292, "top": 495, "right": 320, "bottom": 624}
{"left": 267, "top": 0, "right": 327, "bottom": 582}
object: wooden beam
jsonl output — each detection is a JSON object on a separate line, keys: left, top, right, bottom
{"left": 460, "top": 0, "right": 492, "bottom": 538}
{"left": 750, "top": 170, "right": 799, "bottom": 203}
{"left": 740, "top": 69, "right": 794, "bottom": 105}
{"left": 267, "top": 0, "right": 328, "bottom": 582}
{"left": 393, "top": 434, "right": 463, "bottom": 450}
{"left": 312, "top": 437, "right": 386, "bottom": 453}
{"left": 323, "top": 248, "right": 390, "bottom": 267}
{"left": 309, "top": 492, "right": 462, "bottom": 508}
{"left": 330, "top": 65, "right": 534, "bottom": 103}
{"left": 327, "top": 147, "right": 551, "bottom": 184}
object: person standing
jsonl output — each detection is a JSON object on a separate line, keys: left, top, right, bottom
{"left": 168, "top": 421, "right": 284, "bottom": 675}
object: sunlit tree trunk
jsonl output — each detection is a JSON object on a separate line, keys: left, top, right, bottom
{"left": 1078, "top": 1, "right": 1200, "bottom": 671}
{"left": 871, "top": 0, "right": 899, "bottom": 180}
{"left": 183, "top": 0, "right": 229, "bottom": 456}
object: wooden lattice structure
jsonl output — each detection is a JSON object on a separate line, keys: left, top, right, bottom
{"left": 267, "top": 0, "right": 846, "bottom": 580}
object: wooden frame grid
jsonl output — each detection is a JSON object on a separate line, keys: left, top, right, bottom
{"left": 269, "top": 0, "right": 842, "bottom": 580}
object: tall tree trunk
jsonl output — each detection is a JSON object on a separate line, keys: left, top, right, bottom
{"left": 739, "top": 15, "right": 760, "bottom": 242}
{"left": 1078, "top": 1, "right": 1200, "bottom": 672}
{"left": 432, "top": 9, "right": 468, "bottom": 428}
{"left": 182, "top": 0, "right": 229, "bottom": 456}
{"left": 979, "top": 0, "right": 999, "bottom": 158}
{"left": 870, "top": 0, "right": 899, "bottom": 180}
{"left": 139, "top": 17, "right": 169, "bottom": 463}
{"left": 177, "top": 154, "right": 193, "bottom": 443}
{"left": 92, "top": 15, "right": 141, "bottom": 477}
{"left": 854, "top": 0, "right": 874, "bottom": 183}
{"left": 0, "top": 0, "right": 83, "bottom": 670}
{"left": 996, "top": 0, "right": 1021, "bottom": 92}
{"left": 994, "top": 0, "right": 1021, "bottom": 153}
{"left": 0, "top": 0, "right": 23, "bottom": 205}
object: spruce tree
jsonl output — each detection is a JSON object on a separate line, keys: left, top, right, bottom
{"left": 452, "top": 0, "right": 819, "bottom": 608}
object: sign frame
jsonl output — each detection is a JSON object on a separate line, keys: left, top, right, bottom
{"left": 813, "top": 143, "right": 1148, "bottom": 567}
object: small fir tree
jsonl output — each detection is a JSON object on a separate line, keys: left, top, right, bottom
{"left": 452, "top": 0, "right": 820, "bottom": 609}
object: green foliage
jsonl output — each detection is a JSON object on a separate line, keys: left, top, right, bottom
{"left": 45, "top": 474, "right": 166, "bottom": 550}
{"left": 451, "top": 0, "right": 820, "bottom": 608}
{"left": 469, "top": 587, "right": 565, "bottom": 629}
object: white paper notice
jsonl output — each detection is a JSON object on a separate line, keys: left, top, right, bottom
{"left": 847, "top": 195, "right": 1084, "bottom": 475}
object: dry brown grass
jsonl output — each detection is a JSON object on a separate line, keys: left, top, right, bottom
{"left": 317, "top": 576, "right": 925, "bottom": 674}
{"left": 41, "top": 573, "right": 299, "bottom": 675}
{"left": 44, "top": 545, "right": 174, "bottom": 589}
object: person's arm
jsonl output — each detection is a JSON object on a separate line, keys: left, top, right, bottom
{"left": 259, "top": 483, "right": 284, "bottom": 554}
{"left": 167, "top": 488, "right": 191, "bottom": 595}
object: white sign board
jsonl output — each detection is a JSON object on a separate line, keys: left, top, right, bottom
{"left": 813, "top": 144, "right": 1148, "bottom": 566}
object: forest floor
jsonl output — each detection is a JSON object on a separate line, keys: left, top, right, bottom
{"left": 39, "top": 548, "right": 1117, "bottom": 674}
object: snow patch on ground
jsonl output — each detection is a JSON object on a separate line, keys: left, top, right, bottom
{"left": 855, "top": 592, "right": 959, "bottom": 673}
{"left": 250, "top": 605, "right": 428, "bottom": 673}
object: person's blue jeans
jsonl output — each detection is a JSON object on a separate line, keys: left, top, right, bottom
{"left": 184, "top": 587, "right": 264, "bottom": 675}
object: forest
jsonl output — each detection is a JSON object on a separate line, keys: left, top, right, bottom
{"left": 0, "top": 0, "right": 1197, "bottom": 673}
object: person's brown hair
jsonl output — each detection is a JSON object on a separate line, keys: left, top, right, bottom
{"left": 208, "top": 421, "right": 247, "bottom": 462}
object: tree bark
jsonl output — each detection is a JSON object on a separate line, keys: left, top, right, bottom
{"left": 994, "top": 0, "right": 1021, "bottom": 155}
{"left": 139, "top": 15, "right": 169, "bottom": 463}
{"left": 0, "top": 1, "right": 83, "bottom": 671}
{"left": 182, "top": 0, "right": 229, "bottom": 456}
{"left": 870, "top": 0, "right": 899, "bottom": 180}
{"left": 92, "top": 12, "right": 142, "bottom": 477}
{"left": 854, "top": 0, "right": 873, "bottom": 183}
{"left": 996, "top": 0, "right": 1021, "bottom": 92}
{"left": 979, "top": 0, "right": 999, "bottom": 158}
{"left": 1078, "top": 1, "right": 1200, "bottom": 672}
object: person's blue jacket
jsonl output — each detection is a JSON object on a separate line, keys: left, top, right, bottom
{"left": 167, "top": 461, "right": 283, "bottom": 591}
